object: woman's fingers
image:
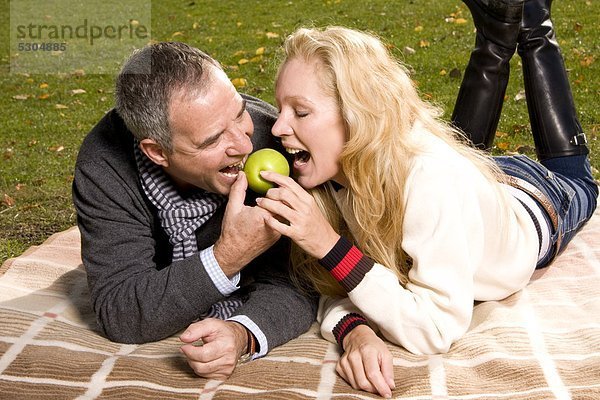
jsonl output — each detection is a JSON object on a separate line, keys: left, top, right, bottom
{"left": 260, "top": 170, "right": 311, "bottom": 199}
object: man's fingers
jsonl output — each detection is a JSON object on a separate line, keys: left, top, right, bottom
{"left": 184, "top": 353, "right": 234, "bottom": 379}
{"left": 226, "top": 171, "right": 248, "bottom": 213}
{"left": 180, "top": 321, "right": 212, "bottom": 344}
{"left": 180, "top": 340, "right": 224, "bottom": 364}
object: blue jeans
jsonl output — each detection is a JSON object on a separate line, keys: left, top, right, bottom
{"left": 494, "top": 154, "right": 598, "bottom": 267}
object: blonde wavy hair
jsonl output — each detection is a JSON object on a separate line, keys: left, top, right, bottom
{"left": 278, "top": 27, "right": 509, "bottom": 297}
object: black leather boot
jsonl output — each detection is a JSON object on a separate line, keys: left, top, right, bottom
{"left": 517, "top": 0, "right": 588, "bottom": 161}
{"left": 452, "top": 0, "right": 524, "bottom": 150}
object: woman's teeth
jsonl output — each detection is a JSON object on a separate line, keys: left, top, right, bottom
{"left": 285, "top": 147, "right": 311, "bottom": 164}
{"left": 221, "top": 160, "right": 244, "bottom": 178}
{"left": 286, "top": 148, "right": 304, "bottom": 155}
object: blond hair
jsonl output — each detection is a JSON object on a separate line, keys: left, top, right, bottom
{"left": 278, "top": 27, "right": 509, "bottom": 296}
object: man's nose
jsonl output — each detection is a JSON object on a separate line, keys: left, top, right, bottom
{"left": 228, "top": 129, "right": 253, "bottom": 155}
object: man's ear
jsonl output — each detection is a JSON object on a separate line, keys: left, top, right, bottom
{"left": 139, "top": 139, "right": 170, "bottom": 168}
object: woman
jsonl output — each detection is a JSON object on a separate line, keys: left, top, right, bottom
{"left": 256, "top": 1, "right": 598, "bottom": 397}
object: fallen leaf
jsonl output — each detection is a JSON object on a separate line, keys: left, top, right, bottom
{"left": 238, "top": 58, "right": 249, "bottom": 65}
{"left": 403, "top": 46, "right": 416, "bottom": 55}
{"left": 250, "top": 55, "right": 263, "bottom": 63}
{"left": 71, "top": 69, "right": 85, "bottom": 76}
{"left": 237, "top": 22, "right": 242, "bottom": 27}
{"left": 3, "top": 148, "right": 14, "bottom": 160}
{"left": 233, "top": 50, "right": 246, "bottom": 57}
{"left": 497, "top": 142, "right": 510, "bottom": 150}
{"left": 12, "top": 94, "right": 29, "bottom": 100}
{"left": 49, "top": 145, "right": 65, "bottom": 152}
{"left": 3, "top": 194, "right": 15, "bottom": 207}
{"left": 255, "top": 47, "right": 265, "bottom": 55}
{"left": 28, "top": 140, "right": 38, "bottom": 147}
{"left": 15, "top": 183, "right": 26, "bottom": 191}
{"left": 266, "top": 32, "right": 279, "bottom": 39}
{"left": 231, "top": 78, "right": 247, "bottom": 88}
{"left": 130, "top": 19, "right": 140, "bottom": 27}
{"left": 574, "top": 22, "right": 583, "bottom": 32}
{"left": 172, "top": 31, "right": 184, "bottom": 37}
{"left": 55, "top": 104, "right": 68, "bottom": 109}
{"left": 192, "top": 22, "right": 199, "bottom": 29}
{"left": 69, "top": 89, "right": 86, "bottom": 95}
{"left": 455, "top": 18, "right": 467, "bottom": 24}
{"left": 39, "top": 83, "right": 49, "bottom": 89}
{"left": 414, "top": 25, "right": 423, "bottom": 32}
{"left": 38, "top": 93, "right": 50, "bottom": 99}
{"left": 439, "top": 69, "right": 447, "bottom": 76}
{"left": 419, "top": 40, "right": 430, "bottom": 48}
{"left": 514, "top": 90, "right": 526, "bottom": 101}
{"left": 26, "top": 78, "right": 34, "bottom": 83}
{"left": 580, "top": 55, "right": 594, "bottom": 67}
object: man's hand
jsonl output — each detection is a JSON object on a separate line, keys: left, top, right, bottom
{"left": 337, "top": 325, "right": 395, "bottom": 398}
{"left": 179, "top": 318, "right": 248, "bottom": 380}
{"left": 214, "top": 171, "right": 281, "bottom": 277}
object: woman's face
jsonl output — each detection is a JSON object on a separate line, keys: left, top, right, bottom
{"left": 272, "top": 57, "right": 348, "bottom": 189}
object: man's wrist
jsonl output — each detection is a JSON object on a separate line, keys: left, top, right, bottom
{"left": 213, "top": 239, "right": 241, "bottom": 278}
{"left": 229, "top": 321, "right": 256, "bottom": 364}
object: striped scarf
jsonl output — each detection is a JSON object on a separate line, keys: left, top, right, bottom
{"left": 134, "top": 140, "right": 243, "bottom": 319}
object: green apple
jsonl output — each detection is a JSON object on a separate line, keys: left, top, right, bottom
{"left": 243, "top": 148, "right": 290, "bottom": 194}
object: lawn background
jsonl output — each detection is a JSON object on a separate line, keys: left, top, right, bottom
{"left": 0, "top": 0, "right": 598, "bottom": 263}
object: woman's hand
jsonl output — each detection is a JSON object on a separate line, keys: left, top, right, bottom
{"left": 256, "top": 171, "right": 340, "bottom": 259}
{"left": 337, "top": 325, "right": 395, "bottom": 398}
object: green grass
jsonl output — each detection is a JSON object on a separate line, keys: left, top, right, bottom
{"left": 1, "top": 0, "right": 598, "bottom": 264}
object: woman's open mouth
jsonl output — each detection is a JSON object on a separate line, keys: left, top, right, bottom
{"left": 285, "top": 147, "right": 311, "bottom": 167}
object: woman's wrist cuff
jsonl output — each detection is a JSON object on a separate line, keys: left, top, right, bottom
{"left": 318, "top": 236, "right": 374, "bottom": 292}
{"left": 332, "top": 313, "right": 369, "bottom": 349}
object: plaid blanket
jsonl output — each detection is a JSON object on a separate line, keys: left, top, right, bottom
{"left": 1, "top": 206, "right": 599, "bottom": 399}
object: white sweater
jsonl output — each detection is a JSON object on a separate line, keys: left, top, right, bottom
{"left": 318, "top": 124, "right": 539, "bottom": 354}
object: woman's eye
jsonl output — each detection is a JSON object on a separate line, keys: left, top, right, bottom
{"left": 295, "top": 111, "right": 308, "bottom": 118}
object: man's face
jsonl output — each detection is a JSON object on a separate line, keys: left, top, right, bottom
{"left": 163, "top": 69, "right": 254, "bottom": 195}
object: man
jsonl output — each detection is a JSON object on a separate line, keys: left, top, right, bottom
{"left": 72, "top": 42, "right": 317, "bottom": 379}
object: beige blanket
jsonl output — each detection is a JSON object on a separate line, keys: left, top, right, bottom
{"left": 1, "top": 207, "right": 600, "bottom": 399}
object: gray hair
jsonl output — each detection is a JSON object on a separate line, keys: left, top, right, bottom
{"left": 115, "top": 42, "right": 220, "bottom": 152}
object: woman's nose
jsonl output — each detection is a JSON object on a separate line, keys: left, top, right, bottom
{"left": 272, "top": 115, "right": 292, "bottom": 138}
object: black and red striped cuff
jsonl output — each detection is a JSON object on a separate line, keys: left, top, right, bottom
{"left": 319, "top": 236, "right": 374, "bottom": 292}
{"left": 332, "top": 313, "right": 369, "bottom": 349}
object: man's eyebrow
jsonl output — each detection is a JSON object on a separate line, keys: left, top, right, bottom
{"left": 197, "top": 132, "right": 222, "bottom": 149}
{"left": 237, "top": 99, "right": 247, "bottom": 119}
